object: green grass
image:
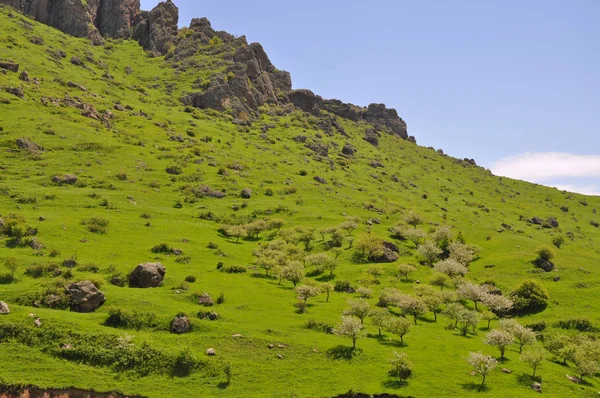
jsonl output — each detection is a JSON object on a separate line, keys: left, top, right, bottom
{"left": 1, "top": 5, "right": 600, "bottom": 397}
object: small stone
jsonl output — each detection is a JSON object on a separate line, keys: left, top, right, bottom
{"left": 268, "top": 344, "right": 274, "bottom": 349}
{"left": 277, "top": 344, "right": 286, "bottom": 348}
{"left": 531, "top": 382, "right": 542, "bottom": 392}
{"left": 34, "top": 318, "right": 42, "bottom": 327}
{"left": 232, "top": 334, "right": 243, "bottom": 339}
{"left": 501, "top": 368, "right": 512, "bottom": 374}
{"left": 39, "top": 216, "right": 45, "bottom": 221}
{"left": 277, "top": 354, "right": 284, "bottom": 359}
{"left": 206, "top": 348, "right": 216, "bottom": 356}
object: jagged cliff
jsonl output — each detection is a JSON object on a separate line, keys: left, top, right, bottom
{"left": 0, "top": 0, "right": 410, "bottom": 140}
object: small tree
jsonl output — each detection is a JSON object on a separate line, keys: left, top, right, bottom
{"left": 430, "top": 273, "right": 452, "bottom": 290}
{"left": 245, "top": 220, "right": 268, "bottom": 239}
{"left": 544, "top": 333, "right": 575, "bottom": 365}
{"left": 226, "top": 225, "right": 247, "bottom": 243}
{"left": 395, "top": 295, "right": 426, "bottom": 325}
{"left": 280, "top": 262, "right": 305, "bottom": 287}
{"left": 422, "top": 293, "right": 443, "bottom": 322}
{"left": 320, "top": 282, "right": 334, "bottom": 302}
{"left": 330, "top": 247, "right": 343, "bottom": 260}
{"left": 369, "top": 307, "right": 390, "bottom": 336}
{"left": 457, "top": 282, "right": 486, "bottom": 311}
{"left": 444, "top": 302, "right": 467, "bottom": 329}
{"left": 397, "top": 263, "right": 417, "bottom": 281}
{"left": 482, "top": 294, "right": 513, "bottom": 317}
{"left": 467, "top": 351, "right": 497, "bottom": 386}
{"left": 481, "top": 311, "right": 496, "bottom": 329}
{"left": 333, "top": 316, "right": 364, "bottom": 350}
{"left": 296, "top": 228, "right": 316, "bottom": 251}
{"left": 389, "top": 351, "right": 412, "bottom": 381}
{"left": 573, "top": 349, "right": 600, "bottom": 381}
{"left": 343, "top": 298, "right": 371, "bottom": 324}
{"left": 433, "top": 259, "right": 468, "bottom": 278}
{"left": 386, "top": 316, "right": 412, "bottom": 344}
{"left": 485, "top": 329, "right": 513, "bottom": 358}
{"left": 520, "top": 347, "right": 546, "bottom": 377}
{"left": 404, "top": 211, "right": 423, "bottom": 228}
{"left": 355, "top": 233, "right": 384, "bottom": 260}
{"left": 339, "top": 221, "right": 358, "bottom": 236}
{"left": 458, "top": 310, "right": 481, "bottom": 336}
{"left": 267, "top": 218, "right": 286, "bottom": 231}
{"left": 295, "top": 284, "right": 320, "bottom": 304}
{"left": 449, "top": 242, "right": 477, "bottom": 265}
{"left": 417, "top": 241, "right": 442, "bottom": 266}
{"left": 4, "top": 257, "right": 19, "bottom": 280}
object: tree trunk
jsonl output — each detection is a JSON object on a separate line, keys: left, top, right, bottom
{"left": 487, "top": 319, "right": 491, "bottom": 329}
{"left": 474, "top": 301, "right": 478, "bottom": 311}
{"left": 352, "top": 337, "right": 356, "bottom": 350}
{"left": 532, "top": 367, "right": 536, "bottom": 378}
{"left": 413, "top": 314, "right": 418, "bottom": 325}
{"left": 433, "top": 311, "right": 437, "bottom": 322}
{"left": 378, "top": 327, "right": 381, "bottom": 337}
{"left": 481, "top": 375, "right": 486, "bottom": 386}
{"left": 500, "top": 347, "right": 505, "bottom": 358}
{"left": 326, "top": 291, "right": 330, "bottom": 302}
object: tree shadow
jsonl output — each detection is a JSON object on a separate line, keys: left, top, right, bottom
{"left": 306, "top": 269, "right": 324, "bottom": 277}
{"left": 516, "top": 373, "right": 541, "bottom": 387}
{"left": 381, "top": 379, "right": 408, "bottom": 389}
{"left": 217, "top": 381, "right": 230, "bottom": 389}
{"left": 315, "top": 274, "right": 335, "bottom": 282}
{"left": 460, "top": 383, "right": 489, "bottom": 392}
{"left": 250, "top": 273, "right": 277, "bottom": 280}
{"left": 378, "top": 338, "right": 406, "bottom": 348}
{"left": 326, "top": 345, "right": 360, "bottom": 360}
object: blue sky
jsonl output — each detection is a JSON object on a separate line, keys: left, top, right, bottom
{"left": 142, "top": 0, "right": 600, "bottom": 195}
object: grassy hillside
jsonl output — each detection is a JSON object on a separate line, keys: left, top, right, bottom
{"left": 1, "top": 6, "right": 600, "bottom": 397}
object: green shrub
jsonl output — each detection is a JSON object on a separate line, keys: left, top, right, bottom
{"left": 552, "top": 235, "right": 565, "bottom": 248}
{"left": 556, "top": 318, "right": 595, "bottom": 332}
{"left": 104, "top": 308, "right": 165, "bottom": 330}
{"left": 511, "top": 280, "right": 549, "bottom": 314}
{"left": 185, "top": 275, "right": 196, "bottom": 283}
{"left": 151, "top": 243, "right": 172, "bottom": 254}
{"left": 221, "top": 265, "right": 246, "bottom": 274}
{"left": 535, "top": 246, "right": 554, "bottom": 262}
{"left": 81, "top": 217, "right": 109, "bottom": 234}
{"left": 334, "top": 280, "right": 353, "bottom": 293}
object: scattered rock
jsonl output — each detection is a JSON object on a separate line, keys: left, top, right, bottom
{"left": 0, "top": 301, "right": 9, "bottom": 314}
{"left": 171, "top": 248, "right": 183, "bottom": 256}
{"left": 539, "top": 260, "right": 555, "bottom": 272}
{"left": 241, "top": 188, "right": 253, "bottom": 199}
{"left": 268, "top": 344, "right": 274, "bottom": 349}
{"left": 205, "top": 348, "right": 216, "bottom": 356}
{"left": 171, "top": 316, "right": 190, "bottom": 334}
{"left": 63, "top": 259, "right": 77, "bottom": 268}
{"left": 554, "top": 275, "right": 560, "bottom": 282}
{"left": 531, "top": 382, "right": 542, "bottom": 392}
{"left": 28, "top": 238, "right": 43, "bottom": 250}
{"left": 39, "top": 216, "right": 45, "bottom": 221}
{"left": 314, "top": 176, "right": 327, "bottom": 184}
{"left": 501, "top": 223, "right": 512, "bottom": 230}
{"left": 198, "top": 311, "right": 219, "bottom": 320}
{"left": 232, "top": 334, "right": 243, "bottom": 339}
{"left": 16, "top": 137, "right": 42, "bottom": 155}
{"left": 19, "top": 69, "right": 29, "bottom": 82}
{"left": 5, "top": 86, "right": 24, "bottom": 98}
{"left": 70, "top": 57, "right": 85, "bottom": 67}
{"left": 363, "top": 129, "right": 379, "bottom": 146}
{"left": 277, "top": 344, "right": 287, "bottom": 348}
{"left": 114, "top": 104, "right": 125, "bottom": 111}
{"left": 67, "top": 81, "right": 87, "bottom": 91}
{"left": 501, "top": 368, "right": 512, "bottom": 374}
{"left": 128, "top": 262, "right": 166, "bottom": 288}
{"left": 341, "top": 143, "right": 355, "bottom": 156}
{"left": 567, "top": 375, "right": 581, "bottom": 384}
{"left": 530, "top": 216, "right": 543, "bottom": 225}
{"left": 52, "top": 174, "right": 78, "bottom": 185}
{"left": 0, "top": 61, "right": 18, "bottom": 72}
{"left": 65, "top": 280, "right": 106, "bottom": 313}
{"left": 34, "top": 318, "right": 42, "bottom": 327}
{"left": 546, "top": 217, "right": 559, "bottom": 228}
{"left": 277, "top": 354, "right": 284, "bottom": 359}
{"left": 198, "top": 292, "right": 214, "bottom": 307}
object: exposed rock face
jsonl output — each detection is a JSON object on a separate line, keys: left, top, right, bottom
{"left": 65, "top": 281, "right": 106, "bottom": 312}
{"left": 97, "top": 0, "right": 140, "bottom": 39}
{"left": 129, "top": 262, "right": 166, "bottom": 288}
{"left": 132, "top": 0, "right": 178, "bottom": 54}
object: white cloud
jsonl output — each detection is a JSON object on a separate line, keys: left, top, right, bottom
{"left": 551, "top": 184, "right": 600, "bottom": 197}
{"left": 491, "top": 152, "right": 600, "bottom": 182}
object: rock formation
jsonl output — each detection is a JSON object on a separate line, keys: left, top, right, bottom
{"left": 132, "top": 0, "right": 178, "bottom": 54}
{"left": 129, "top": 262, "right": 166, "bottom": 288}
{"left": 65, "top": 281, "right": 106, "bottom": 312}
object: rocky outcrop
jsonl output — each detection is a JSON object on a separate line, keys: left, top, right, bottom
{"left": 0, "top": 386, "right": 146, "bottom": 398}
{"left": 97, "top": 0, "right": 140, "bottom": 39}
{"left": 129, "top": 262, "right": 166, "bottom": 288}
{"left": 132, "top": 0, "right": 178, "bottom": 54}
{"left": 65, "top": 280, "right": 106, "bottom": 312}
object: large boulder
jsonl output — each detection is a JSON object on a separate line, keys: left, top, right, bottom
{"left": 0, "top": 301, "right": 9, "bottom": 314}
{"left": 129, "top": 262, "right": 166, "bottom": 288}
{"left": 65, "top": 281, "right": 106, "bottom": 313}
{"left": 288, "top": 89, "right": 321, "bottom": 115}
{"left": 171, "top": 315, "right": 190, "bottom": 334}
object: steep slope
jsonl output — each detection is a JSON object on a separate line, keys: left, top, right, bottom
{"left": 1, "top": 5, "right": 600, "bottom": 398}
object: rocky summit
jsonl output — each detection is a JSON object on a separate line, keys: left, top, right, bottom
{"left": 0, "top": 0, "right": 409, "bottom": 140}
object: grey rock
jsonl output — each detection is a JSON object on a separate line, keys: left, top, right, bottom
{"left": 241, "top": 188, "right": 253, "bottom": 199}
{"left": 132, "top": 1, "right": 179, "bottom": 55}
{"left": 206, "top": 348, "right": 216, "bottom": 356}
{"left": 171, "top": 315, "right": 190, "bottom": 334}
{"left": 129, "top": 262, "right": 166, "bottom": 288}
{"left": 198, "top": 292, "right": 214, "bottom": 307}
{"left": 0, "top": 301, "right": 9, "bottom": 314}
{"left": 314, "top": 176, "right": 327, "bottom": 184}
{"left": 65, "top": 280, "right": 106, "bottom": 313}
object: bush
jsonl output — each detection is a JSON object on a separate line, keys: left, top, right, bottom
{"left": 185, "top": 275, "right": 196, "bottom": 283}
{"left": 221, "top": 265, "right": 246, "bottom": 274}
{"left": 304, "top": 319, "right": 333, "bottom": 333}
{"left": 535, "top": 246, "right": 554, "bottom": 262}
{"left": 104, "top": 308, "right": 165, "bottom": 330}
{"left": 334, "top": 280, "right": 353, "bottom": 293}
{"left": 25, "top": 263, "right": 60, "bottom": 278}
{"left": 552, "top": 235, "right": 565, "bottom": 248}
{"left": 173, "top": 349, "right": 195, "bottom": 377}
{"left": 151, "top": 243, "right": 172, "bottom": 254}
{"left": 109, "top": 274, "right": 126, "bottom": 287}
{"left": 556, "top": 318, "right": 595, "bottom": 332}
{"left": 81, "top": 217, "right": 109, "bottom": 234}
{"left": 165, "top": 164, "right": 183, "bottom": 175}
{"left": 511, "top": 280, "right": 549, "bottom": 314}
{"left": 216, "top": 292, "right": 225, "bottom": 304}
